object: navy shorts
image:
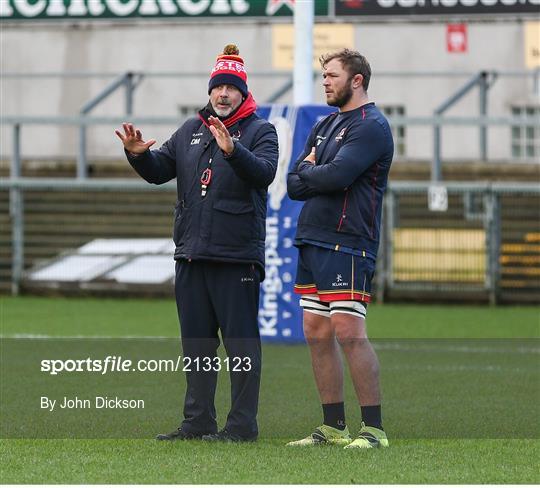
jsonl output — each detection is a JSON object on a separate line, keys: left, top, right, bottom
{"left": 294, "top": 244, "right": 375, "bottom": 303}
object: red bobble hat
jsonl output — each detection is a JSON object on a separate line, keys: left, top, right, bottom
{"left": 208, "top": 44, "right": 248, "bottom": 98}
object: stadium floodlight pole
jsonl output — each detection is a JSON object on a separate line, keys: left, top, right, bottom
{"left": 293, "top": 0, "right": 314, "bottom": 105}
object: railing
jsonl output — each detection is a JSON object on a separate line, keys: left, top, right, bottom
{"left": 1, "top": 178, "right": 538, "bottom": 304}
{"left": 78, "top": 72, "right": 144, "bottom": 178}
{"left": 2, "top": 178, "right": 175, "bottom": 295}
{"left": 2, "top": 70, "right": 539, "bottom": 178}
{"left": 2, "top": 70, "right": 294, "bottom": 178}
{"left": 3, "top": 113, "right": 539, "bottom": 183}
{"left": 432, "top": 71, "right": 499, "bottom": 181}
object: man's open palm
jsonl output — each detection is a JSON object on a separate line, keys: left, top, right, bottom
{"left": 115, "top": 123, "right": 156, "bottom": 154}
{"left": 208, "top": 116, "right": 234, "bottom": 155}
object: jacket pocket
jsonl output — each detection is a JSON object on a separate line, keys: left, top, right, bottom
{"left": 300, "top": 194, "right": 344, "bottom": 232}
{"left": 173, "top": 201, "right": 191, "bottom": 246}
{"left": 211, "top": 198, "right": 255, "bottom": 247}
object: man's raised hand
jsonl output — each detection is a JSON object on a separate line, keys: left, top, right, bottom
{"left": 115, "top": 123, "right": 156, "bottom": 155}
{"left": 208, "top": 116, "right": 234, "bottom": 156}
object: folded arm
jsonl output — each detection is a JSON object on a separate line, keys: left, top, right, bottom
{"left": 296, "top": 121, "right": 385, "bottom": 192}
{"left": 287, "top": 131, "right": 320, "bottom": 201}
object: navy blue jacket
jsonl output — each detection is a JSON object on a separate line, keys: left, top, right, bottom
{"left": 127, "top": 113, "right": 278, "bottom": 273}
{"left": 287, "top": 103, "right": 393, "bottom": 258}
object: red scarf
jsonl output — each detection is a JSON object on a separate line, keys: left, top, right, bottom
{"left": 198, "top": 92, "right": 257, "bottom": 129}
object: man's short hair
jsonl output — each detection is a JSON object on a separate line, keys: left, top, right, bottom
{"left": 319, "top": 48, "right": 371, "bottom": 92}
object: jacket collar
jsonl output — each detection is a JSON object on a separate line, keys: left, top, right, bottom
{"left": 198, "top": 92, "right": 257, "bottom": 129}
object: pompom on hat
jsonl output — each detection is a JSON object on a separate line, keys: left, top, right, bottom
{"left": 208, "top": 44, "right": 248, "bottom": 98}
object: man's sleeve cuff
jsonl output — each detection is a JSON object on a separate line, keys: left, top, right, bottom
{"left": 125, "top": 148, "right": 150, "bottom": 159}
{"left": 298, "top": 160, "right": 312, "bottom": 172}
{"left": 223, "top": 141, "right": 238, "bottom": 159}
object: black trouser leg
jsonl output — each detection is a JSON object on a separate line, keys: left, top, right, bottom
{"left": 205, "top": 262, "right": 262, "bottom": 439}
{"left": 175, "top": 260, "right": 219, "bottom": 435}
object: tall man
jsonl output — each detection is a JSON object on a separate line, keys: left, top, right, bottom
{"left": 115, "top": 45, "right": 278, "bottom": 442}
{"left": 286, "top": 49, "right": 393, "bottom": 449}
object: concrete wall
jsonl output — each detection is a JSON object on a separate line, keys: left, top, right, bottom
{"left": 1, "top": 19, "right": 538, "bottom": 164}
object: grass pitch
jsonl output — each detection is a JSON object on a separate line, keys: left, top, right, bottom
{"left": 1, "top": 296, "right": 539, "bottom": 484}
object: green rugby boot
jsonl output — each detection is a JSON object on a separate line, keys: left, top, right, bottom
{"left": 287, "top": 425, "right": 351, "bottom": 446}
{"left": 344, "top": 422, "right": 389, "bottom": 449}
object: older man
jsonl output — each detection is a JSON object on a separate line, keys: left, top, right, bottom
{"left": 115, "top": 44, "right": 278, "bottom": 442}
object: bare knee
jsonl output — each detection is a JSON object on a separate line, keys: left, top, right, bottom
{"left": 332, "top": 313, "right": 368, "bottom": 347}
{"left": 303, "top": 311, "right": 333, "bottom": 344}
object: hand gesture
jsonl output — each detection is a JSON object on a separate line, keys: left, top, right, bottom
{"left": 115, "top": 123, "right": 156, "bottom": 155}
{"left": 304, "top": 147, "right": 316, "bottom": 164}
{"left": 208, "top": 116, "right": 234, "bottom": 156}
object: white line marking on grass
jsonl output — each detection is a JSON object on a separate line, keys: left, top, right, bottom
{"left": 1, "top": 336, "right": 538, "bottom": 354}
{"left": 373, "top": 342, "right": 540, "bottom": 355}
{"left": 0, "top": 334, "right": 175, "bottom": 339}
{"left": 385, "top": 364, "right": 537, "bottom": 374}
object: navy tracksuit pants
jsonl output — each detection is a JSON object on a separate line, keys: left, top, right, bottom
{"left": 174, "top": 259, "right": 262, "bottom": 439}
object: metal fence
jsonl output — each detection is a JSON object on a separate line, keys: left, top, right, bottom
{"left": 1, "top": 178, "right": 538, "bottom": 304}
{"left": 379, "top": 181, "right": 540, "bottom": 304}
{"left": 4, "top": 113, "right": 539, "bottom": 181}
{"left": 2, "top": 69, "right": 539, "bottom": 180}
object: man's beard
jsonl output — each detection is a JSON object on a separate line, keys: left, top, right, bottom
{"left": 327, "top": 83, "right": 353, "bottom": 108}
{"left": 213, "top": 105, "right": 232, "bottom": 117}
{"left": 212, "top": 100, "right": 234, "bottom": 117}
